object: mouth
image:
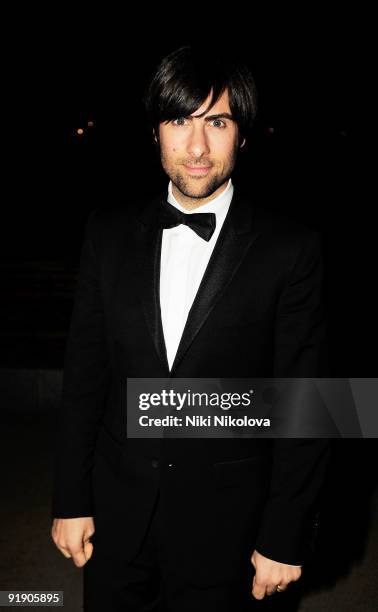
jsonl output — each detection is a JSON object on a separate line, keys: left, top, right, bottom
{"left": 183, "top": 165, "right": 211, "bottom": 176}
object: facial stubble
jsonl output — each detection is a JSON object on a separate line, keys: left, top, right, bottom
{"left": 159, "top": 139, "right": 240, "bottom": 200}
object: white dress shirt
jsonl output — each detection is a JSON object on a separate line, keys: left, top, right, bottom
{"left": 160, "top": 178, "right": 234, "bottom": 370}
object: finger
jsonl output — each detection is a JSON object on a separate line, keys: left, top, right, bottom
{"left": 266, "top": 586, "right": 278, "bottom": 596}
{"left": 251, "top": 575, "right": 267, "bottom": 600}
{"left": 56, "top": 545, "right": 72, "bottom": 559}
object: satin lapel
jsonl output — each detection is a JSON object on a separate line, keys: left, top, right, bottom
{"left": 135, "top": 197, "right": 170, "bottom": 374}
{"left": 170, "top": 188, "right": 261, "bottom": 374}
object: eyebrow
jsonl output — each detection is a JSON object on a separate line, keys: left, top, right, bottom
{"left": 190, "top": 112, "right": 235, "bottom": 122}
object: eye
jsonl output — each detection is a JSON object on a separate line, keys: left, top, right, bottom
{"left": 172, "top": 117, "right": 187, "bottom": 126}
{"left": 211, "top": 119, "right": 226, "bottom": 128}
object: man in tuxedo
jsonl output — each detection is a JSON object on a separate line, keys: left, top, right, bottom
{"left": 51, "top": 46, "right": 331, "bottom": 610}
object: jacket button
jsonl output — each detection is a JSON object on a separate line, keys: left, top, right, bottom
{"left": 151, "top": 458, "right": 159, "bottom": 468}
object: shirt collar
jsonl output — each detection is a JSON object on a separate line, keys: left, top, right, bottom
{"left": 167, "top": 178, "right": 234, "bottom": 218}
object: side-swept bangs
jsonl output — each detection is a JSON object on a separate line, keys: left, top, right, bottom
{"left": 143, "top": 45, "right": 258, "bottom": 138}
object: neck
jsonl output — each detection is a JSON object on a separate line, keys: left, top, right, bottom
{"left": 171, "top": 181, "right": 229, "bottom": 210}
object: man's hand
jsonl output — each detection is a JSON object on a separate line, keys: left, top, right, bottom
{"left": 51, "top": 517, "right": 95, "bottom": 567}
{"left": 250, "top": 549, "right": 302, "bottom": 599}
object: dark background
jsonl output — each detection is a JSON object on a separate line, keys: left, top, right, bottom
{"left": 1, "top": 20, "right": 373, "bottom": 373}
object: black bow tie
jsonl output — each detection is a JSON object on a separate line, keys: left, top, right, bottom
{"left": 159, "top": 200, "right": 216, "bottom": 241}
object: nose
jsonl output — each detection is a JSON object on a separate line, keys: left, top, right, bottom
{"left": 186, "top": 124, "right": 210, "bottom": 159}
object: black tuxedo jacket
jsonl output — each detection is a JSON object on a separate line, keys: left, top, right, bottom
{"left": 52, "top": 185, "right": 331, "bottom": 581}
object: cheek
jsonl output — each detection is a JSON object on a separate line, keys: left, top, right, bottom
{"left": 160, "top": 136, "right": 177, "bottom": 152}
{"left": 211, "top": 135, "right": 237, "bottom": 155}
{"left": 162, "top": 143, "right": 179, "bottom": 158}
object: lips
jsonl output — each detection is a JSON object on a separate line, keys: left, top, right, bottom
{"left": 184, "top": 165, "right": 211, "bottom": 175}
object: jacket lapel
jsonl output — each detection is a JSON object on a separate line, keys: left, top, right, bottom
{"left": 135, "top": 186, "right": 262, "bottom": 376}
{"left": 170, "top": 187, "right": 261, "bottom": 373}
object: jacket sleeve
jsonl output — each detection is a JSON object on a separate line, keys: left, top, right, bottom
{"left": 254, "top": 230, "right": 331, "bottom": 565}
{"left": 51, "top": 210, "right": 111, "bottom": 518}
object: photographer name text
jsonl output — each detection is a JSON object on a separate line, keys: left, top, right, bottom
{"left": 139, "top": 415, "right": 271, "bottom": 428}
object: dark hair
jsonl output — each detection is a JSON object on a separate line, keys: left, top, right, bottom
{"left": 143, "top": 45, "right": 258, "bottom": 142}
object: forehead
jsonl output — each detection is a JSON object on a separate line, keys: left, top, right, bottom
{"left": 191, "top": 89, "right": 231, "bottom": 118}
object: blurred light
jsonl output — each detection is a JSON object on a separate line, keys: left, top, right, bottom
{"left": 77, "top": 128, "right": 84, "bottom": 135}
{"left": 87, "top": 120, "right": 94, "bottom": 127}
{"left": 267, "top": 127, "right": 275, "bottom": 134}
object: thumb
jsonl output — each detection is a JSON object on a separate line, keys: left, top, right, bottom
{"left": 83, "top": 540, "right": 94, "bottom": 561}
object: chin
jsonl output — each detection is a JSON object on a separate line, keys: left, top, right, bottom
{"left": 181, "top": 186, "right": 214, "bottom": 199}
{"left": 174, "top": 173, "right": 225, "bottom": 200}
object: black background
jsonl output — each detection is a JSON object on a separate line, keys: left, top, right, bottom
{"left": 1, "top": 13, "right": 374, "bottom": 373}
